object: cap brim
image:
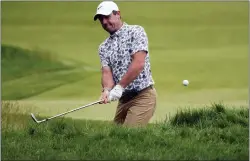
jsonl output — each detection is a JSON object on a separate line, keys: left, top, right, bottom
{"left": 93, "top": 10, "right": 113, "bottom": 21}
{"left": 94, "top": 14, "right": 101, "bottom": 21}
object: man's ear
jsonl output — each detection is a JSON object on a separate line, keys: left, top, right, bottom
{"left": 116, "top": 11, "right": 121, "bottom": 19}
{"left": 113, "top": 10, "right": 120, "bottom": 16}
{"left": 112, "top": 10, "right": 121, "bottom": 19}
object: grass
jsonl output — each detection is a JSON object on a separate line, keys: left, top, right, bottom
{"left": 1, "top": 44, "right": 73, "bottom": 82}
{"left": 1, "top": 44, "right": 99, "bottom": 100}
{"left": 2, "top": 101, "right": 248, "bottom": 160}
{"left": 169, "top": 103, "right": 248, "bottom": 128}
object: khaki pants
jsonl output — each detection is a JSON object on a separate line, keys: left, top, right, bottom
{"left": 113, "top": 86, "right": 157, "bottom": 127}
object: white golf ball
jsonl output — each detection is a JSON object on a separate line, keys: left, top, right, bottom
{"left": 183, "top": 80, "right": 189, "bottom": 86}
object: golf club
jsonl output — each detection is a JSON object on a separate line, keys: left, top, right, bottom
{"left": 31, "top": 100, "right": 102, "bottom": 124}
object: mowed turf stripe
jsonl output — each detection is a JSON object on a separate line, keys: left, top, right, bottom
{"left": 1, "top": 44, "right": 75, "bottom": 82}
{"left": 2, "top": 68, "right": 97, "bottom": 100}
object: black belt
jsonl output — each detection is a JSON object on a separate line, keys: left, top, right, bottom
{"left": 120, "top": 85, "right": 154, "bottom": 103}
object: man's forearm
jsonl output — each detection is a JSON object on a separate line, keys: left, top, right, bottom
{"left": 102, "top": 67, "right": 115, "bottom": 90}
{"left": 102, "top": 75, "right": 114, "bottom": 90}
{"left": 118, "top": 59, "right": 144, "bottom": 88}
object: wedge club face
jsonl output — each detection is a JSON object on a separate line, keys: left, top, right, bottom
{"left": 31, "top": 113, "right": 45, "bottom": 124}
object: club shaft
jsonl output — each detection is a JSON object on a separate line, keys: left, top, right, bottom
{"left": 44, "top": 100, "right": 102, "bottom": 121}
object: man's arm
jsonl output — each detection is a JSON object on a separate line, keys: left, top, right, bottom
{"left": 108, "top": 26, "right": 149, "bottom": 102}
{"left": 101, "top": 66, "right": 115, "bottom": 90}
{"left": 118, "top": 51, "right": 146, "bottom": 88}
{"left": 100, "top": 66, "right": 115, "bottom": 103}
{"left": 118, "top": 26, "right": 149, "bottom": 88}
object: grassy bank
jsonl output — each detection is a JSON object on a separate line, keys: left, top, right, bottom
{"left": 1, "top": 45, "right": 99, "bottom": 100}
{"left": 1, "top": 44, "right": 73, "bottom": 82}
{"left": 2, "top": 101, "right": 248, "bottom": 160}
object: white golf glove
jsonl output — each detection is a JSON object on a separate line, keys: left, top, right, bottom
{"left": 108, "top": 84, "right": 124, "bottom": 102}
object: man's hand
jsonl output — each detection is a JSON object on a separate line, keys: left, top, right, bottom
{"left": 108, "top": 84, "right": 124, "bottom": 102}
{"left": 99, "top": 89, "right": 110, "bottom": 104}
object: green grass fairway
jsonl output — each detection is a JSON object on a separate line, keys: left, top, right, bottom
{"left": 1, "top": 1, "right": 248, "bottom": 122}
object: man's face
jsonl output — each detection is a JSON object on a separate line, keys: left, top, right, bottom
{"left": 98, "top": 12, "right": 120, "bottom": 34}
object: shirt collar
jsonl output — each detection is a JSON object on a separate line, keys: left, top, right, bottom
{"left": 110, "top": 22, "right": 128, "bottom": 38}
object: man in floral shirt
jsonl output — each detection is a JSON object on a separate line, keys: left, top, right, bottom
{"left": 94, "top": 1, "right": 157, "bottom": 127}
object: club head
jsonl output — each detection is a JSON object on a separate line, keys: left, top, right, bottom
{"left": 31, "top": 113, "right": 41, "bottom": 124}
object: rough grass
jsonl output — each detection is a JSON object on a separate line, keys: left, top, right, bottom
{"left": 2, "top": 101, "right": 249, "bottom": 160}
{"left": 169, "top": 103, "right": 249, "bottom": 128}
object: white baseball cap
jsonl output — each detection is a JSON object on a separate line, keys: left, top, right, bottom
{"left": 94, "top": 1, "right": 119, "bottom": 21}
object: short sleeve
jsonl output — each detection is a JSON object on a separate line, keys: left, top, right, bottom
{"left": 130, "top": 26, "right": 149, "bottom": 55}
{"left": 98, "top": 44, "right": 110, "bottom": 67}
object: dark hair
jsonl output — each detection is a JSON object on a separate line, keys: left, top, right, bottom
{"left": 112, "top": 10, "right": 121, "bottom": 19}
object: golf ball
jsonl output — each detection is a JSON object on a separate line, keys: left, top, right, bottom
{"left": 183, "top": 80, "right": 189, "bottom": 86}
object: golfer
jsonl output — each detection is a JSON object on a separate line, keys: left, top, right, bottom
{"left": 94, "top": 1, "right": 157, "bottom": 127}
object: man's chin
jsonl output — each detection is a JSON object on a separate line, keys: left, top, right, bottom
{"left": 104, "top": 28, "right": 115, "bottom": 34}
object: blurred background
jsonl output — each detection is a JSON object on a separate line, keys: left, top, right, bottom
{"left": 1, "top": 1, "right": 248, "bottom": 122}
